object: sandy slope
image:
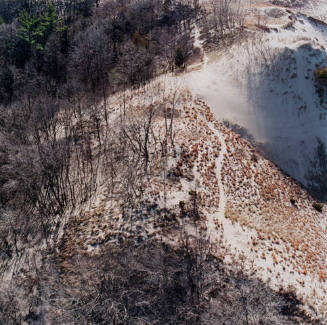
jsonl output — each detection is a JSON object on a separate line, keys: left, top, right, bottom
{"left": 306, "top": 1, "right": 327, "bottom": 21}
{"left": 57, "top": 85, "right": 327, "bottom": 321}
{"left": 185, "top": 4, "right": 327, "bottom": 188}
{"left": 39, "top": 2, "right": 327, "bottom": 323}
{"left": 183, "top": 22, "right": 327, "bottom": 321}
{"left": 4, "top": 1, "right": 327, "bottom": 322}
{"left": 54, "top": 28, "right": 327, "bottom": 317}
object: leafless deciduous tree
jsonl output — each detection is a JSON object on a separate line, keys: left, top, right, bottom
{"left": 203, "top": 0, "right": 245, "bottom": 44}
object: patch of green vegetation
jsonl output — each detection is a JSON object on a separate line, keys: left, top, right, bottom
{"left": 315, "top": 67, "right": 327, "bottom": 80}
{"left": 18, "top": 5, "right": 60, "bottom": 51}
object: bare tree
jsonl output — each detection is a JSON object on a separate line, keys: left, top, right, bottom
{"left": 206, "top": 0, "right": 245, "bottom": 41}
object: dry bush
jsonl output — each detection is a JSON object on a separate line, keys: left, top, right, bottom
{"left": 25, "top": 239, "right": 310, "bottom": 325}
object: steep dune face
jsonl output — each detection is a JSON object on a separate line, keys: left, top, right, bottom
{"left": 186, "top": 7, "right": 327, "bottom": 192}
{"left": 220, "top": 123, "right": 327, "bottom": 321}
{"left": 244, "top": 37, "right": 327, "bottom": 186}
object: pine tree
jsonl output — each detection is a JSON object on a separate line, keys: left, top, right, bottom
{"left": 18, "top": 9, "right": 39, "bottom": 46}
{"left": 36, "top": 5, "right": 58, "bottom": 50}
{"left": 18, "top": 5, "right": 59, "bottom": 51}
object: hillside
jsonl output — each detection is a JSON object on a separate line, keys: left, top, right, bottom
{"left": 187, "top": 3, "right": 327, "bottom": 195}
{"left": 0, "top": 0, "right": 327, "bottom": 324}
{"left": 53, "top": 84, "right": 327, "bottom": 322}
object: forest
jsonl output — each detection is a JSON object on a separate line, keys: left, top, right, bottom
{"left": 0, "top": 0, "right": 197, "bottom": 250}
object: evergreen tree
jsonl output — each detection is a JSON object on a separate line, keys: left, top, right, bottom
{"left": 18, "top": 9, "right": 39, "bottom": 46}
{"left": 18, "top": 5, "right": 59, "bottom": 51}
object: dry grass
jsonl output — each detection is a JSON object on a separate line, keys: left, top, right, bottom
{"left": 221, "top": 123, "right": 327, "bottom": 282}
{"left": 55, "top": 86, "right": 327, "bottom": 321}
